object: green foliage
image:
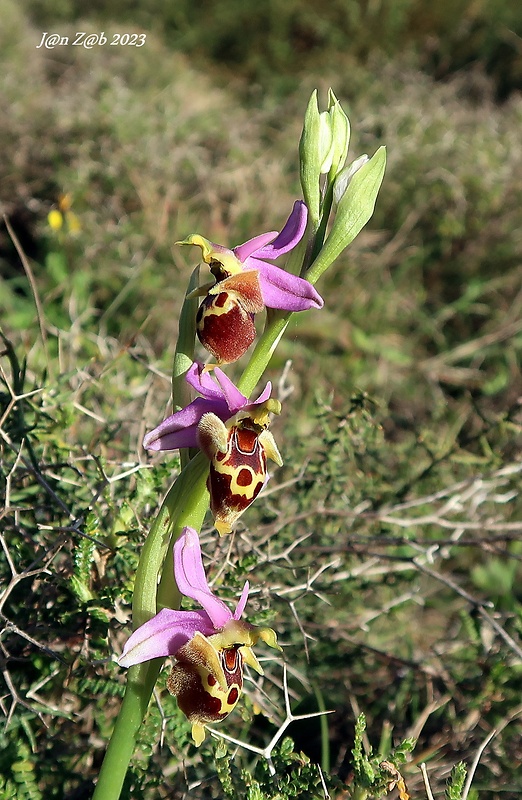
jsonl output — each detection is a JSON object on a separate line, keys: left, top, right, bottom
{"left": 214, "top": 737, "right": 334, "bottom": 800}
{"left": 445, "top": 762, "right": 467, "bottom": 800}
{"left": 0, "top": 719, "right": 42, "bottom": 800}
{"left": 351, "top": 714, "right": 415, "bottom": 797}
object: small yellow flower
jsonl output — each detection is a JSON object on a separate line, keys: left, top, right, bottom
{"left": 48, "top": 194, "right": 81, "bottom": 234}
{"left": 47, "top": 209, "right": 63, "bottom": 231}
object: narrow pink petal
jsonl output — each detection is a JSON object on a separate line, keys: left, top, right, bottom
{"left": 252, "top": 201, "right": 308, "bottom": 259}
{"left": 118, "top": 608, "right": 213, "bottom": 667}
{"left": 213, "top": 367, "right": 248, "bottom": 413}
{"left": 185, "top": 361, "right": 225, "bottom": 400}
{"left": 234, "top": 231, "right": 278, "bottom": 263}
{"left": 233, "top": 581, "right": 250, "bottom": 620}
{"left": 243, "top": 381, "right": 272, "bottom": 414}
{"left": 252, "top": 380, "right": 272, "bottom": 405}
{"left": 175, "top": 528, "right": 232, "bottom": 629}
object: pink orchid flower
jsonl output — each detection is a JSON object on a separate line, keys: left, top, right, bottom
{"left": 119, "top": 528, "right": 279, "bottom": 745}
{"left": 179, "top": 201, "right": 323, "bottom": 363}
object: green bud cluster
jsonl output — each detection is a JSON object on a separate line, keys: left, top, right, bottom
{"left": 299, "top": 89, "right": 386, "bottom": 284}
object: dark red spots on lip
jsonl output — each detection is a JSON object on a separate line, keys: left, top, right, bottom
{"left": 209, "top": 468, "right": 252, "bottom": 515}
{"left": 213, "top": 292, "right": 229, "bottom": 308}
{"left": 205, "top": 694, "right": 223, "bottom": 715}
{"left": 227, "top": 687, "right": 239, "bottom": 705}
{"left": 168, "top": 664, "right": 227, "bottom": 722}
{"left": 237, "top": 468, "right": 253, "bottom": 486}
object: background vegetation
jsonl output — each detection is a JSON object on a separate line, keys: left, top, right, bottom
{"left": 1, "top": 0, "right": 522, "bottom": 797}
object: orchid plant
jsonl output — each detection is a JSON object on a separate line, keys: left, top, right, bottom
{"left": 93, "top": 89, "right": 386, "bottom": 800}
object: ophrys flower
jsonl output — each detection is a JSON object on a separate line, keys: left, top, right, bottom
{"left": 119, "top": 527, "right": 280, "bottom": 745}
{"left": 143, "top": 363, "right": 282, "bottom": 534}
{"left": 179, "top": 201, "right": 323, "bottom": 363}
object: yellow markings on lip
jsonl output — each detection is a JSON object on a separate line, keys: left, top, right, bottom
{"left": 198, "top": 413, "right": 282, "bottom": 534}
{"left": 167, "top": 634, "right": 245, "bottom": 747}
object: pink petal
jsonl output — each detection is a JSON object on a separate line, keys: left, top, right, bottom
{"left": 243, "top": 380, "right": 272, "bottom": 413}
{"left": 252, "top": 201, "right": 308, "bottom": 259}
{"left": 118, "top": 608, "right": 214, "bottom": 667}
{"left": 233, "top": 581, "right": 250, "bottom": 620}
{"left": 175, "top": 528, "right": 233, "bottom": 629}
{"left": 185, "top": 361, "right": 226, "bottom": 401}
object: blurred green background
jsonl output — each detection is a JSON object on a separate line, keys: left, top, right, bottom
{"left": 1, "top": 1, "right": 522, "bottom": 798}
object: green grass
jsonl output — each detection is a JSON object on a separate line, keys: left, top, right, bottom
{"left": 1, "top": 2, "right": 522, "bottom": 798}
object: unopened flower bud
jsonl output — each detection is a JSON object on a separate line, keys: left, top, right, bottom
{"left": 299, "top": 90, "right": 323, "bottom": 225}
{"left": 299, "top": 90, "right": 352, "bottom": 226}
{"left": 318, "top": 111, "right": 334, "bottom": 174}
{"left": 333, "top": 154, "right": 370, "bottom": 205}
{"left": 326, "top": 89, "right": 350, "bottom": 179}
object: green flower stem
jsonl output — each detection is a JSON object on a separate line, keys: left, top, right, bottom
{"left": 309, "top": 181, "right": 334, "bottom": 267}
{"left": 237, "top": 310, "right": 291, "bottom": 397}
{"left": 92, "top": 658, "right": 163, "bottom": 800}
{"left": 94, "top": 453, "right": 209, "bottom": 800}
